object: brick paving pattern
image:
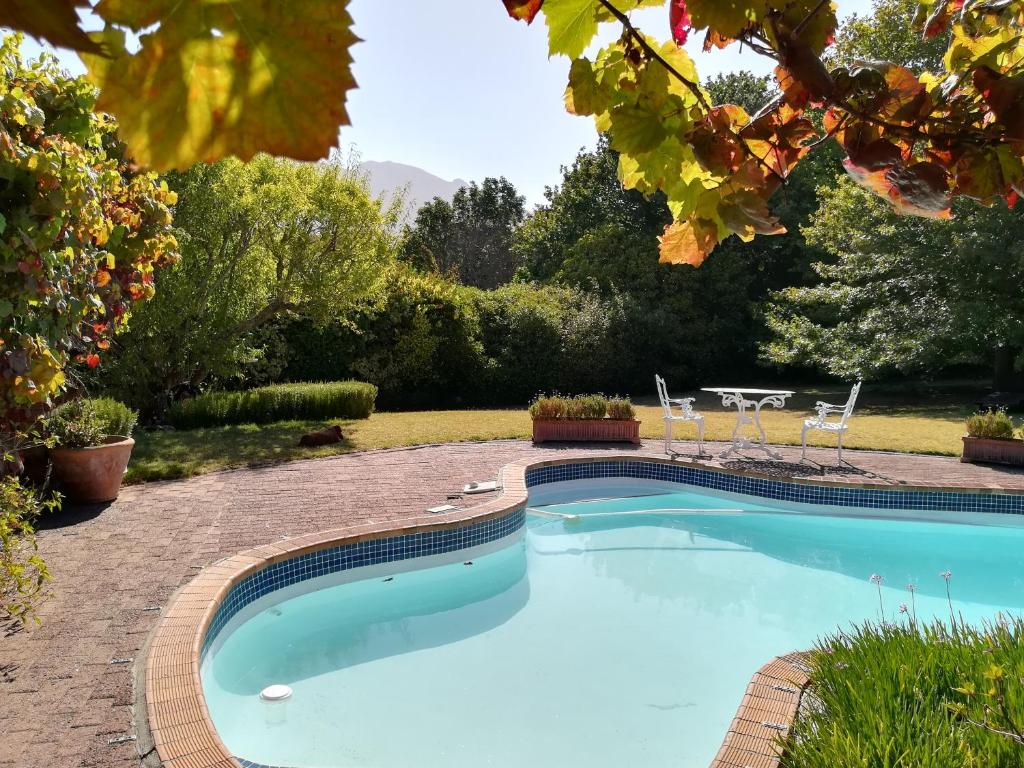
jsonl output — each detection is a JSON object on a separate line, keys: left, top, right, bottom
{"left": 3, "top": 439, "right": 1023, "bottom": 768}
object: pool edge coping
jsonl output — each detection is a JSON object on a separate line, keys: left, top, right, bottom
{"left": 145, "top": 451, "right": 1019, "bottom": 768}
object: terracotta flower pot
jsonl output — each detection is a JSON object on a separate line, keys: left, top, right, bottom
{"left": 50, "top": 436, "right": 134, "bottom": 503}
{"left": 532, "top": 418, "right": 641, "bottom": 444}
{"left": 961, "top": 435, "right": 1024, "bottom": 466}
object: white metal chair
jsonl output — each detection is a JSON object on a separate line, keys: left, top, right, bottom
{"left": 655, "top": 375, "right": 705, "bottom": 456}
{"left": 801, "top": 382, "right": 862, "bottom": 464}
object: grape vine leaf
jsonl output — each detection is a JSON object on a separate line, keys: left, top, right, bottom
{"left": 0, "top": 1, "right": 103, "bottom": 54}
{"left": 658, "top": 219, "right": 719, "bottom": 266}
{"left": 685, "top": 0, "right": 768, "bottom": 39}
{"left": 81, "top": 0, "right": 359, "bottom": 172}
{"left": 502, "top": 0, "right": 545, "bottom": 23}
{"left": 543, "top": 0, "right": 601, "bottom": 58}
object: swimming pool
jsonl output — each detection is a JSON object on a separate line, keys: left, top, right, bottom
{"left": 200, "top": 477, "right": 1024, "bottom": 768}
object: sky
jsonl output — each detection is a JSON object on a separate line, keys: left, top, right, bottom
{"left": 14, "top": 0, "right": 873, "bottom": 205}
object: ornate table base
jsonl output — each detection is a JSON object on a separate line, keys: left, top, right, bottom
{"left": 704, "top": 390, "right": 793, "bottom": 460}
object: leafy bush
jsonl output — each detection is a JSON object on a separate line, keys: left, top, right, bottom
{"left": 44, "top": 398, "right": 138, "bottom": 447}
{"left": 965, "top": 410, "right": 1016, "bottom": 439}
{"left": 785, "top": 619, "right": 1024, "bottom": 768}
{"left": 0, "top": 36, "right": 177, "bottom": 428}
{"left": 168, "top": 381, "right": 377, "bottom": 428}
{"left": 89, "top": 398, "right": 139, "bottom": 438}
{"left": 606, "top": 397, "right": 636, "bottom": 420}
{"left": 45, "top": 400, "right": 106, "bottom": 449}
{"left": 0, "top": 475, "right": 53, "bottom": 624}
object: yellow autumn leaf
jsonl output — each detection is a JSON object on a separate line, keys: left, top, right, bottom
{"left": 658, "top": 219, "right": 719, "bottom": 267}
{"left": 82, "top": 1, "right": 360, "bottom": 172}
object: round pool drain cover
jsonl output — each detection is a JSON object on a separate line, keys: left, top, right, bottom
{"left": 260, "top": 684, "right": 293, "bottom": 701}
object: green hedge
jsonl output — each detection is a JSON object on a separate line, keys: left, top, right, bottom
{"left": 168, "top": 381, "right": 377, "bottom": 428}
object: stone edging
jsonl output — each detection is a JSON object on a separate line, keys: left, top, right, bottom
{"left": 710, "top": 653, "right": 812, "bottom": 768}
{"left": 146, "top": 452, "right": 1021, "bottom": 768}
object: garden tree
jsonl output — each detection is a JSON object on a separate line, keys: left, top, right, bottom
{"left": 0, "top": 35, "right": 178, "bottom": 430}
{"left": 830, "top": 0, "right": 947, "bottom": 74}
{"left": 513, "top": 131, "right": 831, "bottom": 385}
{"left": 100, "top": 155, "right": 398, "bottom": 416}
{"left": 400, "top": 178, "right": 527, "bottom": 289}
{"left": 763, "top": 178, "right": 1024, "bottom": 385}
{"left": 516, "top": 70, "right": 841, "bottom": 313}
{"left": 764, "top": 0, "right": 1024, "bottom": 385}
{"left": 706, "top": 71, "right": 774, "bottom": 115}
{"left": 0, "top": 0, "right": 359, "bottom": 172}
{"left": 504, "top": 0, "right": 1024, "bottom": 267}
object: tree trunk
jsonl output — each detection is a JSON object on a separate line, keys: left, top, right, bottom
{"left": 993, "top": 345, "right": 1024, "bottom": 390}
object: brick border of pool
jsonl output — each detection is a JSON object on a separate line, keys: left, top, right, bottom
{"left": 144, "top": 453, "right": 1024, "bottom": 768}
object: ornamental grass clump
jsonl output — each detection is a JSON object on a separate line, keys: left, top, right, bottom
{"left": 565, "top": 395, "right": 607, "bottom": 420}
{"left": 168, "top": 381, "right": 377, "bottom": 429}
{"left": 785, "top": 612, "right": 1024, "bottom": 767}
{"left": 606, "top": 397, "right": 636, "bottom": 420}
{"left": 528, "top": 395, "right": 569, "bottom": 419}
{"left": 529, "top": 394, "right": 630, "bottom": 420}
{"left": 965, "top": 410, "right": 1017, "bottom": 440}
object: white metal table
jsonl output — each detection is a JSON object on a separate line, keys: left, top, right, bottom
{"left": 701, "top": 387, "right": 795, "bottom": 459}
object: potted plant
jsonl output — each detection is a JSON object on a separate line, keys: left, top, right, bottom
{"left": 530, "top": 394, "right": 641, "bottom": 444}
{"left": 45, "top": 398, "right": 139, "bottom": 503}
{"left": 961, "top": 410, "right": 1024, "bottom": 466}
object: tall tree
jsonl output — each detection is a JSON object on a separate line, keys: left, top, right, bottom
{"left": 100, "top": 155, "right": 398, "bottom": 416}
{"left": 763, "top": 0, "right": 1024, "bottom": 386}
{"left": 763, "top": 180, "right": 1024, "bottom": 385}
{"left": 401, "top": 177, "right": 526, "bottom": 289}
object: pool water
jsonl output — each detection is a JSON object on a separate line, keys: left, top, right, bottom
{"left": 202, "top": 484, "right": 1024, "bottom": 768}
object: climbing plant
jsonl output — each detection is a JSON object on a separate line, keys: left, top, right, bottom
{"left": 503, "top": 0, "right": 1024, "bottom": 266}
{"left": 0, "top": 35, "right": 178, "bottom": 429}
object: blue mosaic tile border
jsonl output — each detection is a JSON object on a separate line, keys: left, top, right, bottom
{"left": 525, "top": 460, "right": 1024, "bottom": 515}
{"left": 202, "top": 508, "right": 525, "bottom": 656}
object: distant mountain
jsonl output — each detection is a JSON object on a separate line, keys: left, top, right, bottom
{"left": 360, "top": 160, "right": 467, "bottom": 219}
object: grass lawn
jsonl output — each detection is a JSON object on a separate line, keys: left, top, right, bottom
{"left": 126, "top": 388, "right": 973, "bottom": 484}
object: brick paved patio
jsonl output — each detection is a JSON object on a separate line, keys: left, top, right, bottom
{"left": 3, "top": 439, "right": 1024, "bottom": 768}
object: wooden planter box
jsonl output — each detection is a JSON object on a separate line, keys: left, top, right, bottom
{"left": 532, "top": 418, "right": 641, "bottom": 444}
{"left": 961, "top": 436, "right": 1024, "bottom": 466}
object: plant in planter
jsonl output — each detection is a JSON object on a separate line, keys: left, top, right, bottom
{"left": 45, "top": 398, "right": 139, "bottom": 503}
{"left": 961, "top": 410, "right": 1024, "bottom": 466}
{"left": 529, "top": 394, "right": 640, "bottom": 444}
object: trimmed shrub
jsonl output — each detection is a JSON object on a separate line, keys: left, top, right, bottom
{"left": 965, "top": 410, "right": 1016, "bottom": 439}
{"left": 168, "top": 381, "right": 377, "bottom": 428}
{"left": 90, "top": 398, "right": 139, "bottom": 437}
